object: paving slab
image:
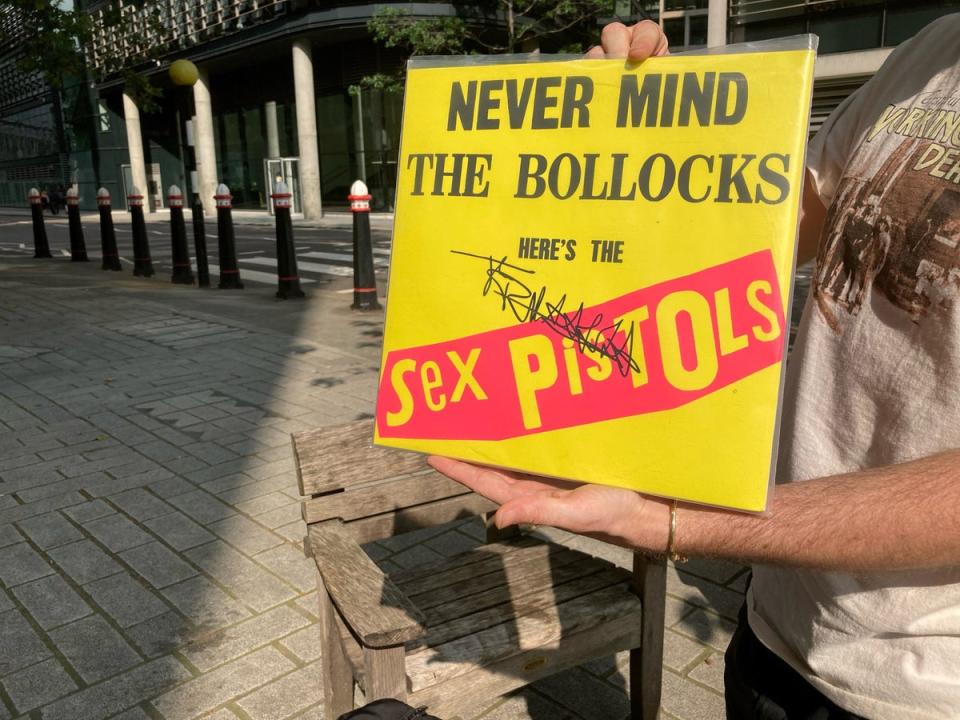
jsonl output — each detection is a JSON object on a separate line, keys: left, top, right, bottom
{"left": 0, "top": 610, "right": 53, "bottom": 677}
{"left": 15, "top": 512, "right": 84, "bottom": 549}
{"left": 234, "top": 663, "right": 321, "bottom": 720}
{"left": 83, "top": 514, "right": 154, "bottom": 553}
{"left": 143, "top": 511, "right": 216, "bottom": 551}
{"left": 1, "top": 657, "right": 77, "bottom": 714}
{"left": 12, "top": 573, "right": 93, "bottom": 630}
{"left": 48, "top": 614, "right": 142, "bottom": 684}
{"left": 84, "top": 573, "right": 170, "bottom": 628}
{"left": 48, "top": 539, "right": 125, "bottom": 585}
{"left": 40, "top": 656, "right": 192, "bottom": 720}
{"left": 180, "top": 604, "right": 310, "bottom": 672}
{"left": 151, "top": 646, "right": 295, "bottom": 719}
{"left": 0, "top": 542, "right": 55, "bottom": 587}
{"left": 161, "top": 575, "right": 252, "bottom": 630}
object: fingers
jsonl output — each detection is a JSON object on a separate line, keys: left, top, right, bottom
{"left": 584, "top": 45, "right": 605, "bottom": 59}
{"left": 600, "top": 22, "right": 632, "bottom": 58}
{"left": 629, "top": 20, "right": 669, "bottom": 61}
{"left": 496, "top": 491, "right": 572, "bottom": 530}
{"left": 595, "top": 20, "right": 668, "bottom": 61}
{"left": 428, "top": 456, "right": 582, "bottom": 502}
{"left": 428, "top": 456, "right": 512, "bottom": 503}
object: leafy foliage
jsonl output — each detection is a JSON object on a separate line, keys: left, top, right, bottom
{"left": 359, "top": 0, "right": 616, "bottom": 93}
{"left": 1, "top": 0, "right": 163, "bottom": 110}
{"left": 2, "top": 0, "right": 93, "bottom": 88}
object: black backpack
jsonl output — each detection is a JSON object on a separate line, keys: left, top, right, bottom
{"left": 337, "top": 699, "right": 443, "bottom": 720}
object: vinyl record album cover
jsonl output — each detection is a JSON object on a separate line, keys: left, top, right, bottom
{"left": 375, "top": 41, "right": 816, "bottom": 512}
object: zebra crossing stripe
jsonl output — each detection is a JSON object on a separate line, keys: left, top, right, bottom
{"left": 240, "top": 256, "right": 354, "bottom": 277}
{"left": 208, "top": 262, "right": 316, "bottom": 285}
{"left": 299, "top": 250, "right": 388, "bottom": 267}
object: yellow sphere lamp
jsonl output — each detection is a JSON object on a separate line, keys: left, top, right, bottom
{"left": 169, "top": 59, "right": 199, "bottom": 87}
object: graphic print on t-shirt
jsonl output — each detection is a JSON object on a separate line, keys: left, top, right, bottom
{"left": 814, "top": 94, "right": 960, "bottom": 331}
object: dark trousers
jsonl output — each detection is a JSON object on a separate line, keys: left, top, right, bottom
{"left": 725, "top": 605, "right": 867, "bottom": 720}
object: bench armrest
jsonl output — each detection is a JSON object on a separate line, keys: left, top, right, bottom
{"left": 308, "top": 521, "right": 426, "bottom": 648}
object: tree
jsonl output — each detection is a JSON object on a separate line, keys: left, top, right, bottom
{"left": 360, "top": 0, "right": 617, "bottom": 92}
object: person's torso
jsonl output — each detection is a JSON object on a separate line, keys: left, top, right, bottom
{"left": 749, "top": 16, "right": 960, "bottom": 720}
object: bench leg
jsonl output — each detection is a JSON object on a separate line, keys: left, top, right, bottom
{"left": 364, "top": 645, "right": 407, "bottom": 702}
{"left": 631, "top": 554, "right": 667, "bottom": 720}
{"left": 318, "top": 570, "right": 355, "bottom": 718}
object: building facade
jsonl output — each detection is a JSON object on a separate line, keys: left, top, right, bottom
{"left": 0, "top": 6, "right": 71, "bottom": 208}
{"left": 2, "top": 0, "right": 959, "bottom": 213}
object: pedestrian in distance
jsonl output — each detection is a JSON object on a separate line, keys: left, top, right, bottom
{"left": 431, "top": 14, "right": 960, "bottom": 720}
{"left": 48, "top": 184, "right": 65, "bottom": 215}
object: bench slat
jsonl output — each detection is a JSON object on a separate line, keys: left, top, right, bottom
{"left": 397, "top": 541, "right": 567, "bottom": 597}
{"left": 391, "top": 536, "right": 539, "bottom": 586}
{"left": 420, "top": 550, "right": 616, "bottom": 626}
{"left": 302, "top": 471, "right": 472, "bottom": 524}
{"left": 340, "top": 494, "right": 497, "bottom": 546}
{"left": 421, "top": 567, "right": 628, "bottom": 649}
{"left": 293, "top": 420, "right": 424, "bottom": 496}
{"left": 407, "top": 547, "right": 591, "bottom": 612}
{"left": 308, "top": 522, "right": 426, "bottom": 647}
{"left": 408, "top": 606, "right": 644, "bottom": 718}
{"left": 405, "top": 582, "right": 643, "bottom": 692}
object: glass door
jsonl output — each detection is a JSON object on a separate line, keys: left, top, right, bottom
{"left": 264, "top": 157, "right": 301, "bottom": 215}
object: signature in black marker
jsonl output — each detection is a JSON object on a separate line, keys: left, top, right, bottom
{"left": 451, "top": 250, "right": 641, "bottom": 377}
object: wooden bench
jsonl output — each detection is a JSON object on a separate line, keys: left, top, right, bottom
{"left": 293, "top": 419, "right": 667, "bottom": 719}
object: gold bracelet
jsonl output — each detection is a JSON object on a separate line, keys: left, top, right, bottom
{"left": 667, "top": 499, "right": 688, "bottom": 564}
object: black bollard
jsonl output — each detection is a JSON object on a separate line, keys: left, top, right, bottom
{"left": 191, "top": 198, "right": 210, "bottom": 288}
{"left": 97, "top": 188, "right": 122, "bottom": 271}
{"left": 271, "top": 182, "right": 304, "bottom": 299}
{"left": 65, "top": 187, "right": 89, "bottom": 262}
{"left": 349, "top": 180, "right": 381, "bottom": 310}
{"left": 28, "top": 188, "right": 52, "bottom": 258}
{"left": 214, "top": 183, "right": 243, "bottom": 289}
{"left": 168, "top": 185, "right": 195, "bottom": 285}
{"left": 128, "top": 188, "right": 155, "bottom": 277}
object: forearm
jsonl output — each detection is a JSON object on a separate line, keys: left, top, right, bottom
{"left": 673, "top": 450, "right": 960, "bottom": 571}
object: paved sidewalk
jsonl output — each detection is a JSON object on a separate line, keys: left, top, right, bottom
{"left": 0, "top": 253, "right": 742, "bottom": 719}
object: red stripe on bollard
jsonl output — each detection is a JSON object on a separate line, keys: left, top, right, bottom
{"left": 348, "top": 193, "right": 372, "bottom": 213}
{"left": 271, "top": 192, "right": 293, "bottom": 210}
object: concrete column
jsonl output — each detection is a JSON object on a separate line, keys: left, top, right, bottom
{"left": 121, "top": 92, "right": 152, "bottom": 213}
{"left": 708, "top": 0, "right": 728, "bottom": 48}
{"left": 193, "top": 67, "right": 219, "bottom": 215}
{"left": 292, "top": 38, "right": 323, "bottom": 220}
{"left": 265, "top": 101, "right": 280, "bottom": 158}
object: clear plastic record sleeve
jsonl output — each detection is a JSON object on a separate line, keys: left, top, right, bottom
{"left": 375, "top": 36, "right": 818, "bottom": 513}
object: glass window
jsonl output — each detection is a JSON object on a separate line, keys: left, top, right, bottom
{"left": 885, "top": 4, "right": 955, "bottom": 46}
{"left": 98, "top": 100, "right": 110, "bottom": 132}
{"left": 0, "top": 105, "right": 58, "bottom": 160}
{"left": 663, "top": 18, "right": 685, "bottom": 48}
{"left": 811, "top": 10, "right": 883, "bottom": 53}
{"left": 360, "top": 88, "right": 402, "bottom": 211}
{"left": 316, "top": 91, "right": 356, "bottom": 206}
{"left": 688, "top": 15, "right": 708, "bottom": 46}
{"left": 664, "top": 0, "right": 707, "bottom": 9}
{"left": 743, "top": 17, "right": 806, "bottom": 42}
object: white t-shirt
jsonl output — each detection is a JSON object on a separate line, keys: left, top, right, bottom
{"left": 748, "top": 14, "right": 960, "bottom": 720}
